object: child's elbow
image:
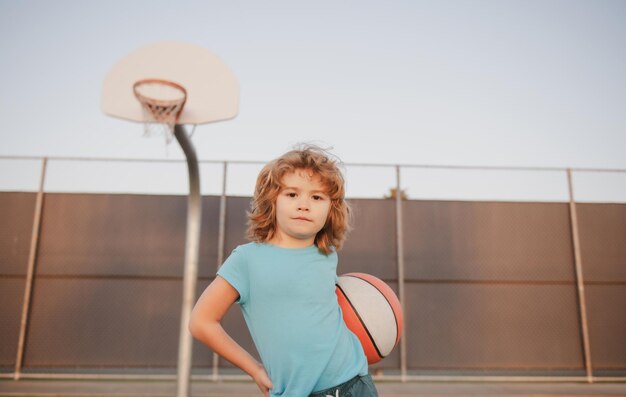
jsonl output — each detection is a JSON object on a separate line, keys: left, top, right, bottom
{"left": 188, "top": 311, "right": 202, "bottom": 338}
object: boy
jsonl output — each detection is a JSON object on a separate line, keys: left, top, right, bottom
{"left": 189, "top": 145, "right": 378, "bottom": 396}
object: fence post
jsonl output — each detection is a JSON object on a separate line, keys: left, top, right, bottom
{"left": 566, "top": 168, "right": 593, "bottom": 383}
{"left": 395, "top": 165, "right": 407, "bottom": 381}
{"left": 14, "top": 157, "right": 48, "bottom": 380}
{"left": 211, "top": 161, "right": 228, "bottom": 381}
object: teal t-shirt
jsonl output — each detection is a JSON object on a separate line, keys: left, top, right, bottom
{"left": 217, "top": 242, "right": 368, "bottom": 397}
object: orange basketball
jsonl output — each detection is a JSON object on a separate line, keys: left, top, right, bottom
{"left": 336, "top": 273, "right": 404, "bottom": 364}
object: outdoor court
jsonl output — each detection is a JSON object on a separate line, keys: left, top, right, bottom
{"left": 2, "top": 4, "right": 625, "bottom": 396}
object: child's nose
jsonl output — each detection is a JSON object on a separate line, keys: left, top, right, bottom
{"left": 297, "top": 199, "right": 310, "bottom": 211}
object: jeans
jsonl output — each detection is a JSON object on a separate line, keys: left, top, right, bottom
{"left": 308, "top": 374, "right": 378, "bottom": 397}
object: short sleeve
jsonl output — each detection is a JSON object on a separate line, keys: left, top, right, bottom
{"left": 216, "top": 247, "right": 249, "bottom": 305}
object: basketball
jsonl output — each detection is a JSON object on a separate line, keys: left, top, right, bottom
{"left": 336, "top": 273, "right": 404, "bottom": 364}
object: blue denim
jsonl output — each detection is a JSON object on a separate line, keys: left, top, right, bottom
{"left": 308, "top": 374, "right": 378, "bottom": 397}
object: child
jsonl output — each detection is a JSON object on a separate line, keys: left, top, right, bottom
{"left": 189, "top": 145, "right": 378, "bottom": 397}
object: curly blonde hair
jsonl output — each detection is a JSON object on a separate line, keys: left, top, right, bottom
{"left": 247, "top": 144, "right": 351, "bottom": 254}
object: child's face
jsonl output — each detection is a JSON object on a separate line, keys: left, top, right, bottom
{"left": 270, "top": 169, "right": 332, "bottom": 248}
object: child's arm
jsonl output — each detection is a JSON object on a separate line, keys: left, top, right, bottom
{"left": 189, "top": 276, "right": 273, "bottom": 396}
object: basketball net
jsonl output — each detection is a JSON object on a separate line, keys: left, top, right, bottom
{"left": 133, "top": 79, "right": 187, "bottom": 144}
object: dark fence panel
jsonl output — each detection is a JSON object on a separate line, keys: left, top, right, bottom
{"left": 342, "top": 199, "right": 397, "bottom": 280}
{"left": 0, "top": 192, "right": 36, "bottom": 371}
{"left": 403, "top": 201, "right": 575, "bottom": 282}
{"left": 35, "top": 194, "right": 220, "bottom": 278}
{"left": 24, "top": 278, "right": 182, "bottom": 368}
{"left": 224, "top": 196, "right": 251, "bottom": 254}
{"left": 0, "top": 279, "right": 24, "bottom": 370}
{"left": 577, "top": 203, "right": 626, "bottom": 282}
{"left": 0, "top": 192, "right": 35, "bottom": 276}
{"left": 406, "top": 283, "right": 584, "bottom": 372}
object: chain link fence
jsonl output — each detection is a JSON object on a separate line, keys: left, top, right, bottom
{"left": 0, "top": 156, "right": 624, "bottom": 382}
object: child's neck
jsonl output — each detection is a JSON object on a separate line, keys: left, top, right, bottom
{"left": 267, "top": 235, "right": 315, "bottom": 249}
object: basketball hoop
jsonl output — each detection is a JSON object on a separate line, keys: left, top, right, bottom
{"left": 103, "top": 43, "right": 240, "bottom": 397}
{"left": 133, "top": 79, "right": 187, "bottom": 144}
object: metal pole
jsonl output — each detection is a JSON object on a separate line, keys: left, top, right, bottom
{"left": 212, "top": 161, "right": 228, "bottom": 381}
{"left": 174, "top": 125, "right": 202, "bottom": 397}
{"left": 566, "top": 169, "right": 593, "bottom": 383}
{"left": 14, "top": 157, "right": 48, "bottom": 380}
{"left": 395, "top": 165, "right": 407, "bottom": 382}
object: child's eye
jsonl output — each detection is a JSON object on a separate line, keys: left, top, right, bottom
{"left": 312, "top": 195, "right": 324, "bottom": 201}
{"left": 286, "top": 192, "right": 297, "bottom": 198}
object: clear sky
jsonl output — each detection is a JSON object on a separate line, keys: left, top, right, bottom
{"left": 1, "top": 0, "right": 625, "bottom": 199}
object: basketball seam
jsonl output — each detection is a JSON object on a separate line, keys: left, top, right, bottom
{"left": 345, "top": 274, "right": 400, "bottom": 346}
{"left": 336, "top": 284, "right": 384, "bottom": 360}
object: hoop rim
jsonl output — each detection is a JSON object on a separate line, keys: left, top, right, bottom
{"left": 133, "top": 78, "right": 188, "bottom": 105}
{"left": 133, "top": 78, "right": 188, "bottom": 126}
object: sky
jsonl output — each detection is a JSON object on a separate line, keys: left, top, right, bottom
{"left": 0, "top": 0, "right": 625, "bottom": 199}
